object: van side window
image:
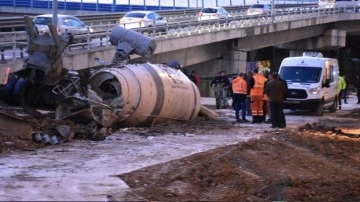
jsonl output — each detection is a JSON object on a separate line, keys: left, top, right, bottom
{"left": 329, "top": 65, "right": 335, "bottom": 82}
{"left": 323, "top": 66, "right": 328, "bottom": 85}
{"left": 323, "top": 64, "right": 331, "bottom": 87}
{"left": 324, "top": 64, "right": 334, "bottom": 82}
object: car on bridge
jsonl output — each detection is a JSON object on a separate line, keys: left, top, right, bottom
{"left": 198, "top": 7, "right": 231, "bottom": 21}
{"left": 119, "top": 11, "right": 168, "bottom": 29}
{"left": 33, "top": 14, "right": 94, "bottom": 42}
{"left": 246, "top": 4, "right": 272, "bottom": 16}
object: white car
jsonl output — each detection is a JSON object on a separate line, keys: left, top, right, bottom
{"left": 246, "top": 4, "right": 272, "bottom": 16}
{"left": 119, "top": 11, "right": 168, "bottom": 29}
{"left": 33, "top": 14, "right": 94, "bottom": 42}
{"left": 198, "top": 7, "right": 231, "bottom": 21}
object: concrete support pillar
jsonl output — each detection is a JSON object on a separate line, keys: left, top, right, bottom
{"left": 316, "top": 29, "right": 346, "bottom": 49}
{"left": 186, "top": 50, "right": 247, "bottom": 97}
{"left": 289, "top": 50, "right": 303, "bottom": 57}
{"left": 222, "top": 49, "right": 247, "bottom": 75}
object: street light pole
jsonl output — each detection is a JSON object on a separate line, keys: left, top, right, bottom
{"left": 52, "top": 0, "right": 58, "bottom": 26}
{"left": 271, "top": 0, "right": 275, "bottom": 23}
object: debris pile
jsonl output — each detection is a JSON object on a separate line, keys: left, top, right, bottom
{"left": 0, "top": 102, "right": 115, "bottom": 153}
{"left": 0, "top": 16, "right": 213, "bottom": 153}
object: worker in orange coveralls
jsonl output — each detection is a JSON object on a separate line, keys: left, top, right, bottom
{"left": 249, "top": 68, "right": 266, "bottom": 123}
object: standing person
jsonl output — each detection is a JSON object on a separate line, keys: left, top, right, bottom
{"left": 356, "top": 75, "right": 360, "bottom": 104}
{"left": 262, "top": 70, "right": 270, "bottom": 123}
{"left": 245, "top": 70, "right": 253, "bottom": 116}
{"left": 263, "top": 72, "right": 273, "bottom": 123}
{"left": 278, "top": 75, "right": 288, "bottom": 128}
{"left": 189, "top": 71, "right": 200, "bottom": 86}
{"left": 249, "top": 68, "right": 266, "bottom": 123}
{"left": 344, "top": 75, "right": 349, "bottom": 104}
{"left": 338, "top": 73, "right": 346, "bottom": 110}
{"left": 232, "top": 73, "right": 249, "bottom": 122}
{"left": 211, "top": 71, "right": 231, "bottom": 109}
{"left": 265, "top": 72, "right": 287, "bottom": 128}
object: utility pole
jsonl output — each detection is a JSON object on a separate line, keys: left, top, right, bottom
{"left": 271, "top": 0, "right": 275, "bottom": 23}
{"left": 52, "top": 0, "right": 58, "bottom": 26}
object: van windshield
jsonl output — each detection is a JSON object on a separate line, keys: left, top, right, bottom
{"left": 280, "top": 66, "right": 322, "bottom": 83}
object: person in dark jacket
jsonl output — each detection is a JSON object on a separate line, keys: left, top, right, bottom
{"left": 245, "top": 70, "right": 253, "bottom": 116}
{"left": 279, "top": 75, "right": 288, "bottom": 127}
{"left": 265, "top": 72, "right": 287, "bottom": 128}
{"left": 211, "top": 71, "right": 231, "bottom": 109}
{"left": 356, "top": 75, "right": 360, "bottom": 104}
{"left": 189, "top": 71, "right": 200, "bottom": 86}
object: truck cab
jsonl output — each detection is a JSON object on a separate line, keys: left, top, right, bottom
{"left": 278, "top": 52, "right": 339, "bottom": 116}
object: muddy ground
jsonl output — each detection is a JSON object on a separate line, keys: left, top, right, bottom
{"left": 116, "top": 112, "right": 360, "bottom": 201}
{"left": 1, "top": 104, "right": 360, "bottom": 201}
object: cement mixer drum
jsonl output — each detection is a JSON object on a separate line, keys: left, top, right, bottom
{"left": 87, "top": 63, "right": 201, "bottom": 128}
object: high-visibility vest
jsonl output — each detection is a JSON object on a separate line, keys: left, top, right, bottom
{"left": 338, "top": 76, "right": 346, "bottom": 93}
{"left": 250, "top": 74, "right": 266, "bottom": 96}
{"left": 232, "top": 77, "right": 247, "bottom": 94}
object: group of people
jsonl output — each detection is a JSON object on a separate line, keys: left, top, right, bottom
{"left": 211, "top": 68, "right": 288, "bottom": 129}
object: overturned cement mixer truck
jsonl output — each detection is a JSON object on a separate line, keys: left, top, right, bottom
{"left": 2, "top": 16, "right": 202, "bottom": 128}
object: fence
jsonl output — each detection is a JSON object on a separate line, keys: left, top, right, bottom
{"left": 0, "top": 0, "right": 189, "bottom": 12}
{"left": 0, "top": 0, "right": 318, "bottom": 13}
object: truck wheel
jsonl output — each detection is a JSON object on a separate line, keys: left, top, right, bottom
{"left": 329, "top": 97, "right": 337, "bottom": 112}
{"left": 2, "top": 76, "right": 18, "bottom": 104}
{"left": 12, "top": 78, "right": 28, "bottom": 106}
{"left": 315, "top": 103, "right": 324, "bottom": 116}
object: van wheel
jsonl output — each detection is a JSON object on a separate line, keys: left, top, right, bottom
{"left": 329, "top": 97, "right": 337, "bottom": 112}
{"left": 315, "top": 103, "right": 324, "bottom": 116}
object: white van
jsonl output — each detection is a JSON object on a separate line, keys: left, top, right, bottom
{"left": 278, "top": 52, "right": 339, "bottom": 116}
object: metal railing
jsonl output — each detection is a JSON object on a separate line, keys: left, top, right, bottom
{"left": 0, "top": 4, "right": 314, "bottom": 31}
{"left": 1, "top": 5, "right": 358, "bottom": 62}
{"left": 0, "top": 0, "right": 315, "bottom": 13}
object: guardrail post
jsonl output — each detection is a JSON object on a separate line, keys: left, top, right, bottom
{"left": 20, "top": 47, "right": 24, "bottom": 59}
{"left": 152, "top": 22, "right": 156, "bottom": 36}
{"left": 0, "top": 49, "right": 5, "bottom": 62}
{"left": 106, "top": 25, "right": 110, "bottom": 48}
{"left": 87, "top": 27, "right": 90, "bottom": 50}
{"left": 12, "top": 33, "right": 16, "bottom": 61}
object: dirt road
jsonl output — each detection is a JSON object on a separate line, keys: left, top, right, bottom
{"left": 0, "top": 97, "right": 360, "bottom": 201}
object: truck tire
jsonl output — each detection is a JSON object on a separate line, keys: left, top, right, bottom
{"left": 315, "top": 102, "right": 324, "bottom": 116}
{"left": 2, "top": 76, "right": 18, "bottom": 103}
{"left": 12, "top": 78, "right": 28, "bottom": 106}
{"left": 329, "top": 97, "right": 338, "bottom": 113}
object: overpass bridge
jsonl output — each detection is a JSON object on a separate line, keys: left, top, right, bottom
{"left": 1, "top": 5, "right": 360, "bottom": 95}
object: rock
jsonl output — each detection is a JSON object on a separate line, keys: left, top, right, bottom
{"left": 4, "top": 142, "right": 14, "bottom": 146}
{"left": 56, "top": 125, "right": 74, "bottom": 140}
{"left": 50, "top": 136, "right": 59, "bottom": 145}
{"left": 42, "top": 134, "right": 51, "bottom": 144}
{"left": 99, "top": 127, "right": 107, "bottom": 135}
{"left": 33, "top": 132, "right": 42, "bottom": 143}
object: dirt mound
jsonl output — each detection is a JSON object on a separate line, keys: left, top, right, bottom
{"left": 340, "top": 108, "right": 360, "bottom": 118}
{"left": 118, "top": 129, "right": 360, "bottom": 201}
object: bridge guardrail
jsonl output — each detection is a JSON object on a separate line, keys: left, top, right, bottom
{"left": 0, "top": 5, "right": 358, "bottom": 62}
{"left": 0, "top": 4, "right": 315, "bottom": 31}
